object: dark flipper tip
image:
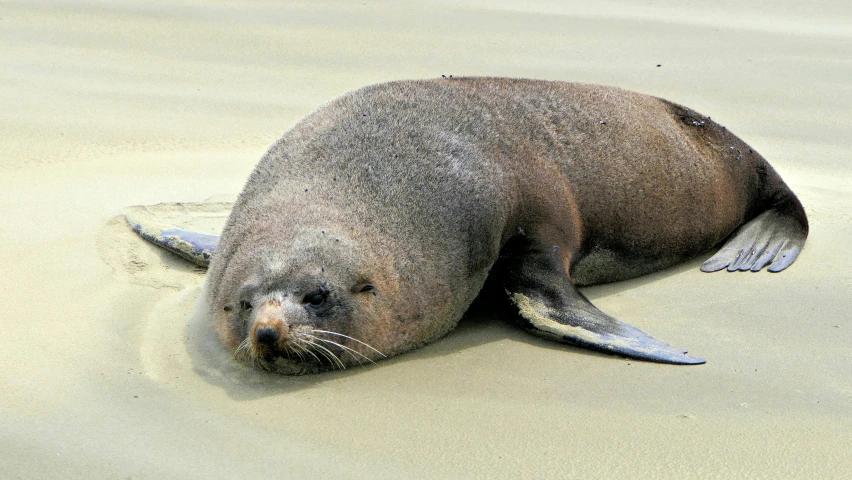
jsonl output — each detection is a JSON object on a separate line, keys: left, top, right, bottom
{"left": 581, "top": 321, "right": 707, "bottom": 365}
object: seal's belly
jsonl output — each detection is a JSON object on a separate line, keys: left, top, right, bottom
{"left": 570, "top": 246, "right": 653, "bottom": 286}
{"left": 569, "top": 235, "right": 716, "bottom": 286}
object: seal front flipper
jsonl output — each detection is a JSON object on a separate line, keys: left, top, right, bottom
{"left": 124, "top": 203, "right": 226, "bottom": 268}
{"left": 131, "top": 225, "right": 219, "bottom": 267}
{"left": 502, "top": 237, "right": 705, "bottom": 365}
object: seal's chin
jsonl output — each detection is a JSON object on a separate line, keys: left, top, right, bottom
{"left": 267, "top": 356, "right": 327, "bottom": 375}
{"left": 233, "top": 337, "right": 328, "bottom": 375}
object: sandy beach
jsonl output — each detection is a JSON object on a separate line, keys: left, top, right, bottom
{"left": 1, "top": 1, "right": 850, "bottom": 478}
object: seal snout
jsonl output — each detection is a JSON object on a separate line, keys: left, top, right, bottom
{"left": 250, "top": 317, "right": 290, "bottom": 350}
{"left": 255, "top": 326, "right": 280, "bottom": 347}
{"left": 249, "top": 300, "right": 296, "bottom": 356}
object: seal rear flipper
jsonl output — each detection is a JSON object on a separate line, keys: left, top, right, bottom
{"left": 502, "top": 236, "right": 704, "bottom": 365}
{"left": 124, "top": 203, "right": 227, "bottom": 268}
{"left": 701, "top": 202, "right": 808, "bottom": 273}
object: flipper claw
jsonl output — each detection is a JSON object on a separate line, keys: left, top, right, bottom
{"left": 701, "top": 208, "right": 806, "bottom": 274}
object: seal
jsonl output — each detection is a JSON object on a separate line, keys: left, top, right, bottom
{"left": 129, "top": 77, "right": 808, "bottom": 374}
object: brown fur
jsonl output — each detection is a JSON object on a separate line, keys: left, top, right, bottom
{"left": 206, "top": 77, "right": 806, "bottom": 373}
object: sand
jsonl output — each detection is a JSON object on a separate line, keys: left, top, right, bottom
{"left": 1, "top": 1, "right": 850, "bottom": 478}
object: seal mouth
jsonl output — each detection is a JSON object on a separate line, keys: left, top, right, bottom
{"left": 233, "top": 327, "right": 387, "bottom": 375}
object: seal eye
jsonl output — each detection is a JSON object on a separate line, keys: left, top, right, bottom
{"left": 240, "top": 300, "right": 253, "bottom": 311}
{"left": 305, "top": 292, "right": 326, "bottom": 306}
{"left": 303, "top": 289, "right": 331, "bottom": 314}
{"left": 351, "top": 283, "right": 375, "bottom": 293}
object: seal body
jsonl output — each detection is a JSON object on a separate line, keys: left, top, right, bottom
{"left": 199, "top": 78, "right": 807, "bottom": 373}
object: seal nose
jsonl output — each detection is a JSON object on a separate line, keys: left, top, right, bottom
{"left": 255, "top": 326, "right": 280, "bottom": 347}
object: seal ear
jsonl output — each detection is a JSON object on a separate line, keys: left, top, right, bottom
{"left": 502, "top": 236, "right": 705, "bottom": 365}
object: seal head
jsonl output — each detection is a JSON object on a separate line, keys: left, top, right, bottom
{"left": 213, "top": 227, "right": 402, "bottom": 374}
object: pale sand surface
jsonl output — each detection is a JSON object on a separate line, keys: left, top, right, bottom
{"left": 1, "top": 1, "right": 850, "bottom": 478}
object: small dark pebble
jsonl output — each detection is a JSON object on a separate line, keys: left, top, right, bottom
{"left": 656, "top": 64, "right": 661, "bottom": 67}
{"left": 599, "top": 121, "right": 607, "bottom": 125}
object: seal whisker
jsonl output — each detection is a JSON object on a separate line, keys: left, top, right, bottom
{"left": 282, "top": 343, "right": 302, "bottom": 362}
{"left": 311, "top": 329, "right": 387, "bottom": 358}
{"left": 233, "top": 337, "right": 253, "bottom": 362}
{"left": 300, "top": 338, "right": 346, "bottom": 370}
{"left": 312, "top": 338, "right": 370, "bottom": 365}
{"left": 297, "top": 337, "right": 337, "bottom": 367}
{"left": 302, "top": 339, "right": 336, "bottom": 366}
{"left": 246, "top": 347, "right": 271, "bottom": 371}
{"left": 306, "top": 333, "right": 373, "bottom": 364}
{"left": 289, "top": 344, "right": 307, "bottom": 362}
{"left": 291, "top": 338, "right": 323, "bottom": 364}
{"left": 316, "top": 344, "right": 346, "bottom": 370}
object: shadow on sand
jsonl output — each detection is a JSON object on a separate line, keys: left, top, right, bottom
{"left": 186, "top": 253, "right": 709, "bottom": 401}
